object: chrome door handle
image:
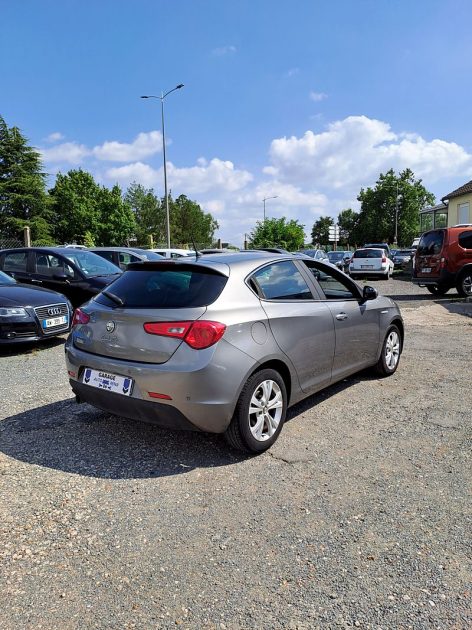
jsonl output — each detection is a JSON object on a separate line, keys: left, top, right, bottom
{"left": 336, "top": 312, "right": 348, "bottom": 321}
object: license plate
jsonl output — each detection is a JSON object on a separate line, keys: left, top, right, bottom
{"left": 82, "top": 368, "right": 133, "bottom": 396}
{"left": 422, "top": 267, "right": 431, "bottom": 273}
{"left": 361, "top": 265, "right": 373, "bottom": 269}
{"left": 42, "top": 315, "right": 68, "bottom": 328}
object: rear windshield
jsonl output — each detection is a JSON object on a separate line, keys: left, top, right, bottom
{"left": 353, "top": 249, "right": 383, "bottom": 258}
{"left": 95, "top": 265, "right": 228, "bottom": 308}
{"left": 417, "top": 231, "right": 444, "bottom": 256}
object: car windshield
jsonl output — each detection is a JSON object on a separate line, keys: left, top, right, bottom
{"left": 0, "top": 270, "right": 16, "bottom": 285}
{"left": 95, "top": 265, "right": 228, "bottom": 308}
{"left": 353, "top": 249, "right": 383, "bottom": 258}
{"left": 327, "top": 252, "right": 344, "bottom": 261}
{"left": 63, "top": 250, "right": 122, "bottom": 276}
{"left": 129, "top": 249, "right": 164, "bottom": 261}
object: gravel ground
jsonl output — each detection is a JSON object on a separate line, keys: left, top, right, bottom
{"left": 1, "top": 276, "right": 471, "bottom": 629}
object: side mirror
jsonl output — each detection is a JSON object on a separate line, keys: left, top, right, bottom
{"left": 52, "top": 272, "right": 70, "bottom": 282}
{"left": 362, "top": 285, "right": 378, "bottom": 302}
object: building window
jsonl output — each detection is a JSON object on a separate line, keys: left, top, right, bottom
{"left": 435, "top": 212, "right": 447, "bottom": 228}
{"left": 421, "top": 213, "right": 433, "bottom": 232}
{"left": 458, "top": 202, "right": 470, "bottom": 224}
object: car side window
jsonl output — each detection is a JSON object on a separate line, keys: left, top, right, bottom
{"left": 301, "top": 260, "right": 358, "bottom": 300}
{"left": 35, "top": 253, "right": 75, "bottom": 277}
{"left": 3, "top": 252, "right": 28, "bottom": 272}
{"left": 250, "top": 261, "right": 314, "bottom": 300}
{"left": 458, "top": 230, "right": 472, "bottom": 249}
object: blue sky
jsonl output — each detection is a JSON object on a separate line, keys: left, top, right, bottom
{"left": 2, "top": 0, "right": 472, "bottom": 245}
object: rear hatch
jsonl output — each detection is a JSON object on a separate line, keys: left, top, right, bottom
{"left": 351, "top": 248, "right": 385, "bottom": 271}
{"left": 414, "top": 230, "right": 445, "bottom": 277}
{"left": 72, "top": 262, "right": 228, "bottom": 363}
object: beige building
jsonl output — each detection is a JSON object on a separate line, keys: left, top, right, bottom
{"left": 419, "top": 179, "right": 472, "bottom": 232}
{"left": 442, "top": 179, "right": 472, "bottom": 226}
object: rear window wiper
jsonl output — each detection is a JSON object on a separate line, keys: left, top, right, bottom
{"left": 102, "top": 290, "right": 125, "bottom": 306}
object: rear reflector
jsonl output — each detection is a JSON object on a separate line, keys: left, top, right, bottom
{"left": 148, "top": 392, "right": 172, "bottom": 400}
{"left": 143, "top": 320, "right": 226, "bottom": 349}
{"left": 68, "top": 370, "right": 76, "bottom": 378}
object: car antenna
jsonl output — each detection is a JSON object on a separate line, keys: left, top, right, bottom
{"left": 191, "top": 235, "right": 201, "bottom": 259}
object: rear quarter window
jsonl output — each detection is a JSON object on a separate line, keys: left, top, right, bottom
{"left": 95, "top": 266, "right": 228, "bottom": 308}
{"left": 458, "top": 230, "right": 472, "bottom": 249}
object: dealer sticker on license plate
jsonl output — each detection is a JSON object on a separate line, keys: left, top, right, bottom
{"left": 42, "top": 315, "right": 68, "bottom": 329}
{"left": 82, "top": 368, "right": 133, "bottom": 396}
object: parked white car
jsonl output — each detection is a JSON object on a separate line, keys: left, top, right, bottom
{"left": 149, "top": 248, "right": 194, "bottom": 258}
{"left": 349, "top": 248, "right": 394, "bottom": 279}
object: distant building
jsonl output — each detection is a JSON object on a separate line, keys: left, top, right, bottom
{"left": 442, "top": 179, "right": 472, "bottom": 226}
{"left": 419, "top": 178, "right": 472, "bottom": 233}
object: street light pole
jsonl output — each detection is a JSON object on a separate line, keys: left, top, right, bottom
{"left": 394, "top": 182, "right": 402, "bottom": 246}
{"left": 262, "top": 195, "right": 278, "bottom": 222}
{"left": 141, "top": 84, "right": 184, "bottom": 248}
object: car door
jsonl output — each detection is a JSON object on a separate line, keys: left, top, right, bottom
{"left": 299, "top": 260, "right": 380, "bottom": 380}
{"left": 250, "top": 260, "right": 335, "bottom": 394}
{"left": 30, "top": 251, "right": 79, "bottom": 300}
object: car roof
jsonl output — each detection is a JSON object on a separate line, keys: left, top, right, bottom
{"left": 126, "top": 250, "right": 316, "bottom": 276}
{"left": 1, "top": 246, "right": 89, "bottom": 254}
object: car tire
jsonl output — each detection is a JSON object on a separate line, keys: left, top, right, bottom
{"left": 224, "top": 369, "right": 287, "bottom": 453}
{"left": 374, "top": 325, "right": 402, "bottom": 377}
{"left": 456, "top": 269, "right": 472, "bottom": 297}
{"left": 426, "top": 285, "right": 449, "bottom": 296}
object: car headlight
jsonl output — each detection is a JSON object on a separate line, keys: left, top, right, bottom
{"left": 0, "top": 307, "right": 29, "bottom": 317}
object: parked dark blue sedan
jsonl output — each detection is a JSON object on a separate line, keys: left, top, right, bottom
{"left": 0, "top": 270, "right": 72, "bottom": 344}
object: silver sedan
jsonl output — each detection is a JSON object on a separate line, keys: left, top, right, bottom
{"left": 65, "top": 252, "right": 403, "bottom": 453}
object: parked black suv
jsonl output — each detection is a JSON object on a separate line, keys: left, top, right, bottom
{"left": 0, "top": 247, "right": 122, "bottom": 307}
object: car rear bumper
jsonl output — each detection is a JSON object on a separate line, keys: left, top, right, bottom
{"left": 65, "top": 338, "right": 257, "bottom": 433}
{"left": 412, "top": 269, "right": 455, "bottom": 287}
{"left": 71, "top": 380, "right": 201, "bottom": 431}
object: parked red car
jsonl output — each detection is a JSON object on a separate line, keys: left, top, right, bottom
{"left": 412, "top": 225, "right": 472, "bottom": 296}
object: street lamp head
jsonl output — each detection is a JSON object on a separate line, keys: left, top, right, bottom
{"left": 176, "top": 84, "right": 184, "bottom": 89}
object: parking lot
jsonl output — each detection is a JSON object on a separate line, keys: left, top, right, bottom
{"left": 1, "top": 276, "right": 471, "bottom": 629}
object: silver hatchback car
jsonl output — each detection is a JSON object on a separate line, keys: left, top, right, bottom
{"left": 65, "top": 252, "right": 403, "bottom": 453}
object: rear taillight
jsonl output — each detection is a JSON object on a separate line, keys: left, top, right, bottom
{"left": 143, "top": 320, "right": 226, "bottom": 349}
{"left": 382, "top": 256, "right": 387, "bottom": 263}
{"left": 72, "top": 308, "right": 90, "bottom": 327}
{"left": 440, "top": 257, "right": 447, "bottom": 269}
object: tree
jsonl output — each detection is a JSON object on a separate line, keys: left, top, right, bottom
{"left": 356, "top": 169, "right": 434, "bottom": 246}
{"left": 337, "top": 208, "right": 359, "bottom": 247}
{"left": 0, "top": 115, "right": 52, "bottom": 242}
{"left": 50, "top": 170, "right": 136, "bottom": 245}
{"left": 311, "top": 216, "right": 333, "bottom": 247}
{"left": 124, "top": 182, "right": 164, "bottom": 246}
{"left": 49, "top": 169, "right": 102, "bottom": 244}
{"left": 96, "top": 185, "right": 136, "bottom": 246}
{"left": 169, "top": 194, "right": 219, "bottom": 247}
{"left": 249, "top": 217, "right": 305, "bottom": 250}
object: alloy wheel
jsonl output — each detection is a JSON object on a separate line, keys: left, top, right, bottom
{"left": 248, "top": 379, "right": 284, "bottom": 441}
{"left": 385, "top": 330, "right": 400, "bottom": 370}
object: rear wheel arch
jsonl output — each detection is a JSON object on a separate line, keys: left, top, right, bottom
{"left": 248, "top": 359, "right": 292, "bottom": 404}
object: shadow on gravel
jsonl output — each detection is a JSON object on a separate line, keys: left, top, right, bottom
{"left": 0, "top": 398, "right": 246, "bottom": 479}
{"left": 0, "top": 336, "right": 66, "bottom": 357}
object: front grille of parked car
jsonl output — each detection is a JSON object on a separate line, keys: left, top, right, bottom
{"left": 34, "top": 303, "right": 70, "bottom": 333}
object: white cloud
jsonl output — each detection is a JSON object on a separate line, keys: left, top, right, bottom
{"left": 266, "top": 115, "right": 472, "bottom": 191}
{"left": 92, "top": 131, "right": 163, "bottom": 162}
{"left": 286, "top": 68, "right": 300, "bottom": 77}
{"left": 212, "top": 45, "right": 237, "bottom": 56}
{"left": 309, "top": 91, "right": 328, "bottom": 102}
{"left": 106, "top": 162, "right": 159, "bottom": 188}
{"left": 41, "top": 141, "right": 90, "bottom": 165}
{"left": 45, "top": 132, "right": 65, "bottom": 143}
{"left": 40, "top": 131, "right": 163, "bottom": 166}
